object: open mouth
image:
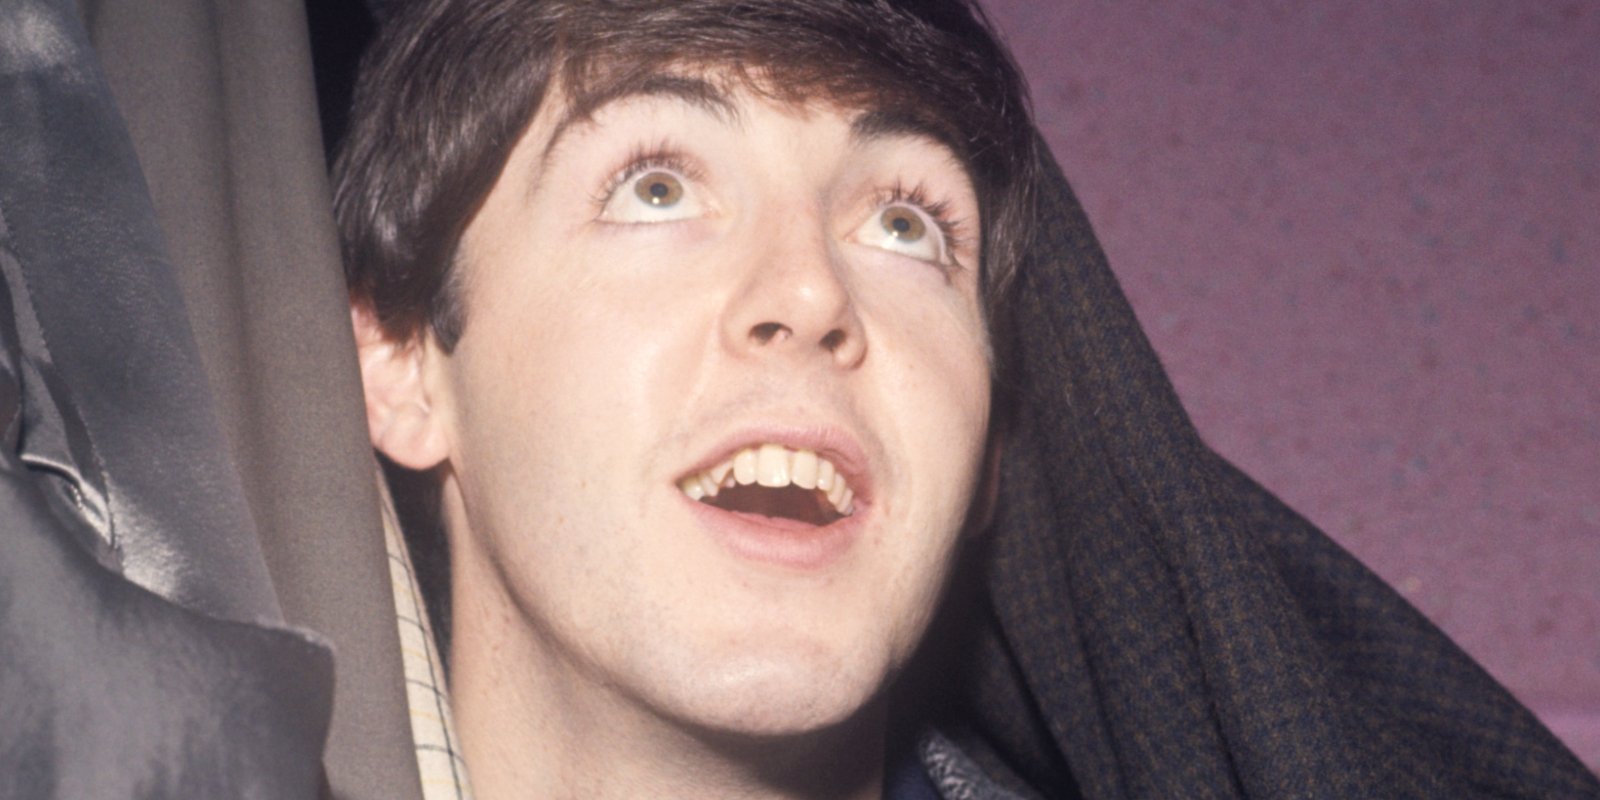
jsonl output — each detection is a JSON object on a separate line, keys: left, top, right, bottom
{"left": 678, "top": 443, "right": 856, "bottom": 526}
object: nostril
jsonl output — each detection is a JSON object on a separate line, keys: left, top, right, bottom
{"left": 820, "top": 329, "right": 846, "bottom": 352}
{"left": 750, "top": 321, "right": 788, "bottom": 344}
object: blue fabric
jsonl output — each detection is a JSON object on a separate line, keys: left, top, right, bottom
{"left": 885, "top": 749, "right": 943, "bottom": 800}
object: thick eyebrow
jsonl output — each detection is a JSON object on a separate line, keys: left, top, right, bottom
{"left": 539, "top": 74, "right": 743, "bottom": 168}
{"left": 849, "top": 108, "right": 963, "bottom": 159}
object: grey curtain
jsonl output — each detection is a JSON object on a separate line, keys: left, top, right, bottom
{"left": 1, "top": 0, "right": 418, "bottom": 796}
{"left": 84, "top": 1, "right": 417, "bottom": 794}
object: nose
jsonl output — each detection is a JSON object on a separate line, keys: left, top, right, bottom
{"left": 718, "top": 213, "right": 866, "bottom": 369}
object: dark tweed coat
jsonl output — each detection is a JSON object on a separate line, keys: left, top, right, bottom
{"left": 897, "top": 148, "right": 1600, "bottom": 798}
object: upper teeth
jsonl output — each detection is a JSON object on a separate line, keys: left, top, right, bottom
{"left": 679, "top": 443, "right": 855, "bottom": 516}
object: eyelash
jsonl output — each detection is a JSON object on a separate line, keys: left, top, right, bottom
{"left": 875, "top": 182, "right": 970, "bottom": 264}
{"left": 594, "top": 143, "right": 700, "bottom": 208}
{"left": 594, "top": 145, "right": 972, "bottom": 265}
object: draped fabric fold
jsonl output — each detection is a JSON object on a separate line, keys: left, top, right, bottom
{"left": 1, "top": 0, "right": 278, "bottom": 624}
{"left": 1, "top": 0, "right": 335, "bottom": 795}
{"left": 81, "top": 0, "right": 422, "bottom": 794}
{"left": 946, "top": 148, "right": 1600, "bottom": 798}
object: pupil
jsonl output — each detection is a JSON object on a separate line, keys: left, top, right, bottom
{"left": 633, "top": 172, "right": 681, "bottom": 207}
{"left": 891, "top": 216, "right": 911, "bottom": 234}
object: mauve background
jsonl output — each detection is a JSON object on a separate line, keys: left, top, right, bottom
{"left": 975, "top": 0, "right": 1599, "bottom": 769}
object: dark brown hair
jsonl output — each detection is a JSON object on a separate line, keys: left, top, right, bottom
{"left": 334, "top": 0, "right": 1038, "bottom": 362}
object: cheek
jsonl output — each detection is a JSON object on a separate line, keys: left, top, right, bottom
{"left": 466, "top": 237, "right": 713, "bottom": 399}
{"left": 859, "top": 274, "right": 992, "bottom": 445}
{"left": 856, "top": 276, "right": 991, "bottom": 591}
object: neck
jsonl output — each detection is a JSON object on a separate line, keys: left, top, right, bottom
{"left": 446, "top": 559, "right": 889, "bottom": 800}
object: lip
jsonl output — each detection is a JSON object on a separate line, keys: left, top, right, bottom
{"left": 682, "top": 495, "right": 867, "bottom": 570}
{"left": 676, "top": 425, "right": 876, "bottom": 570}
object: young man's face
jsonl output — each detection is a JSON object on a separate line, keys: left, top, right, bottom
{"left": 374, "top": 73, "right": 993, "bottom": 737}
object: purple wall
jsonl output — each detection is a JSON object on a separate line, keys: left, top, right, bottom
{"left": 978, "top": 1, "right": 1600, "bottom": 767}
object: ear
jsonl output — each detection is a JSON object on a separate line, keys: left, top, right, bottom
{"left": 352, "top": 304, "right": 451, "bottom": 470}
{"left": 964, "top": 432, "right": 1005, "bottom": 537}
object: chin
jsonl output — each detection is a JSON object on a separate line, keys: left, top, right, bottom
{"left": 642, "top": 641, "right": 893, "bottom": 740}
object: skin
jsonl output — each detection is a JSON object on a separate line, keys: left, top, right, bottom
{"left": 356, "top": 75, "right": 993, "bottom": 799}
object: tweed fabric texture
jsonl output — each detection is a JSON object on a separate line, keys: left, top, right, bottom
{"left": 928, "top": 148, "right": 1600, "bottom": 798}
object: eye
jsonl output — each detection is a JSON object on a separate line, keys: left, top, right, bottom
{"left": 881, "top": 206, "right": 926, "bottom": 242}
{"left": 853, "top": 202, "right": 947, "bottom": 264}
{"left": 633, "top": 171, "right": 684, "bottom": 207}
{"left": 600, "top": 167, "right": 703, "bottom": 224}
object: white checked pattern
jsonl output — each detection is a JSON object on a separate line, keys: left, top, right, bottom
{"left": 378, "top": 473, "right": 474, "bottom": 800}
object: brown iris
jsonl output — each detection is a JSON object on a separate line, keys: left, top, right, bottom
{"left": 880, "top": 207, "right": 925, "bottom": 242}
{"left": 633, "top": 172, "right": 684, "bottom": 207}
